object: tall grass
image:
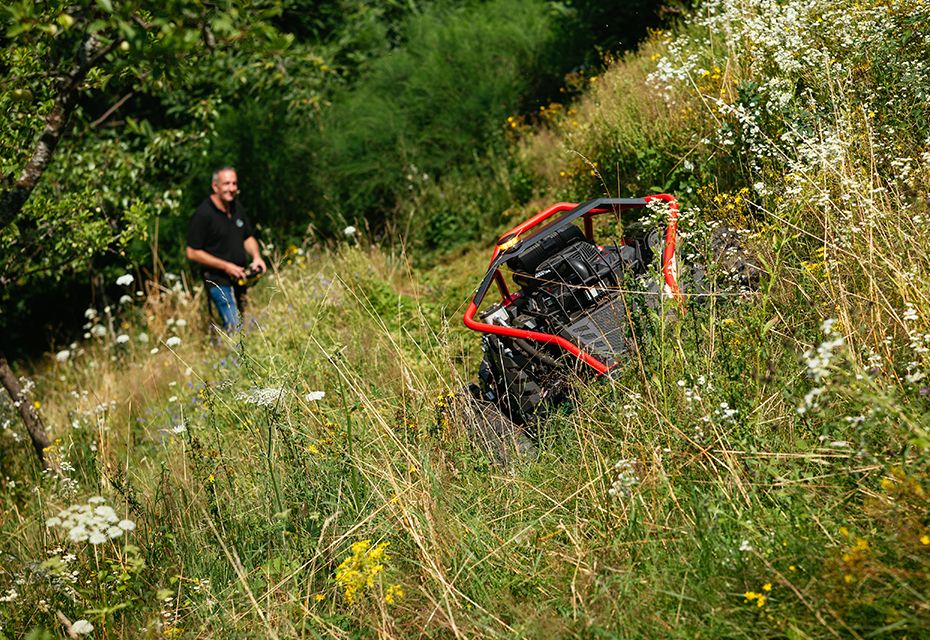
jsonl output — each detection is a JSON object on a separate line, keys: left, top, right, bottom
{"left": 3, "top": 0, "right": 930, "bottom": 637}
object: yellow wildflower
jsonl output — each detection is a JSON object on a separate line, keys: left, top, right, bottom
{"left": 335, "top": 540, "right": 390, "bottom": 604}
{"left": 384, "top": 584, "right": 404, "bottom": 605}
{"left": 920, "top": 535, "right": 929, "bottom": 545}
{"left": 762, "top": 583, "right": 772, "bottom": 592}
{"left": 744, "top": 591, "right": 766, "bottom": 607}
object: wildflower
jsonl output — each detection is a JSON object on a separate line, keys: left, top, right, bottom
{"left": 335, "top": 540, "right": 390, "bottom": 604}
{"left": 739, "top": 540, "right": 753, "bottom": 552}
{"left": 90, "top": 324, "right": 107, "bottom": 338}
{"left": 314, "top": 593, "right": 325, "bottom": 602}
{"left": 797, "top": 386, "right": 824, "bottom": 414}
{"left": 237, "top": 387, "right": 284, "bottom": 406}
{"left": 608, "top": 459, "right": 640, "bottom": 499}
{"left": 165, "top": 336, "right": 182, "bottom": 348}
{"left": 717, "top": 402, "right": 738, "bottom": 420}
{"left": 116, "top": 334, "right": 130, "bottom": 344}
{"left": 384, "top": 584, "right": 404, "bottom": 604}
{"left": 920, "top": 535, "right": 929, "bottom": 545}
{"left": 55, "top": 350, "right": 71, "bottom": 363}
{"left": 803, "top": 319, "right": 845, "bottom": 382}
{"left": 175, "top": 319, "right": 187, "bottom": 328}
{"left": 762, "top": 583, "right": 772, "bottom": 592}
{"left": 47, "top": 498, "right": 135, "bottom": 544}
{"left": 171, "top": 423, "right": 187, "bottom": 434}
{"left": 743, "top": 591, "right": 766, "bottom": 607}
{"left": 344, "top": 225, "right": 357, "bottom": 237}
{"left": 304, "top": 391, "right": 325, "bottom": 402}
{"left": 88, "top": 531, "right": 108, "bottom": 545}
{"left": 72, "top": 619, "right": 94, "bottom": 635}
{"left": 116, "top": 274, "right": 134, "bottom": 286}
{"left": 150, "top": 347, "right": 159, "bottom": 354}
{"left": 138, "top": 332, "right": 149, "bottom": 343}
{"left": 119, "top": 294, "right": 132, "bottom": 304}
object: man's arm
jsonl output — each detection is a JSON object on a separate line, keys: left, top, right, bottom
{"left": 243, "top": 236, "right": 267, "bottom": 273}
{"left": 186, "top": 246, "right": 247, "bottom": 280}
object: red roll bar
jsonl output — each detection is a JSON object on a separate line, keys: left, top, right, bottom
{"left": 464, "top": 194, "right": 682, "bottom": 375}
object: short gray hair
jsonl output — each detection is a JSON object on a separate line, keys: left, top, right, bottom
{"left": 212, "top": 166, "right": 237, "bottom": 183}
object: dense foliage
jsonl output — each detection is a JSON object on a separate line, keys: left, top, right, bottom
{"left": 0, "top": 0, "right": 677, "bottom": 355}
{"left": 14, "top": 0, "right": 930, "bottom": 638}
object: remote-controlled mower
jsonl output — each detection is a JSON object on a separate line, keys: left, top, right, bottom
{"left": 458, "top": 194, "right": 684, "bottom": 462}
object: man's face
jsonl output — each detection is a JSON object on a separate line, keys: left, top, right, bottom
{"left": 212, "top": 170, "right": 239, "bottom": 204}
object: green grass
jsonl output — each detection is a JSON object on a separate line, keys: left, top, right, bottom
{"left": 3, "top": 0, "right": 930, "bottom": 637}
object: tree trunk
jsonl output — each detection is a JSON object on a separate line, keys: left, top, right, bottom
{"left": 0, "top": 36, "right": 116, "bottom": 234}
{"left": 0, "top": 35, "right": 117, "bottom": 474}
{"left": 0, "top": 352, "right": 56, "bottom": 471}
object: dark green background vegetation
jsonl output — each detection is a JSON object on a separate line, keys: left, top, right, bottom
{"left": 1, "top": 0, "right": 681, "bottom": 357}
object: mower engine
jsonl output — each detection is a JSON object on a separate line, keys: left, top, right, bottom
{"left": 473, "top": 218, "right": 658, "bottom": 424}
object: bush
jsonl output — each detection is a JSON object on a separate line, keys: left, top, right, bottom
{"left": 314, "top": 0, "right": 556, "bottom": 233}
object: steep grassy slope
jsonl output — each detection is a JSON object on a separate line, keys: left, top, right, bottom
{"left": 3, "top": 0, "right": 930, "bottom": 637}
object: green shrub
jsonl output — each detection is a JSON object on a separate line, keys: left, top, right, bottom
{"left": 314, "top": 0, "right": 556, "bottom": 232}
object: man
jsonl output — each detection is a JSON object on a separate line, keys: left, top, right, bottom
{"left": 186, "top": 166, "right": 266, "bottom": 331}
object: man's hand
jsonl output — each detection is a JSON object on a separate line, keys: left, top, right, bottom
{"left": 250, "top": 256, "right": 267, "bottom": 274}
{"left": 223, "top": 261, "right": 247, "bottom": 280}
{"left": 243, "top": 237, "right": 266, "bottom": 274}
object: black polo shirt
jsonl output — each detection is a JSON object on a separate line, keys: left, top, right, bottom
{"left": 186, "top": 197, "right": 255, "bottom": 287}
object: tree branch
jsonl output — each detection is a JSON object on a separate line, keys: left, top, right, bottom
{"left": 90, "top": 90, "right": 135, "bottom": 129}
{"left": 0, "top": 36, "right": 121, "bottom": 234}
{"left": 0, "top": 352, "right": 58, "bottom": 472}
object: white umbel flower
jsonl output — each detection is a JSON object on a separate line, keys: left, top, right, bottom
{"left": 72, "top": 619, "right": 94, "bottom": 635}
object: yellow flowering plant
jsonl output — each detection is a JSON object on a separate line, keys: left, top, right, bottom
{"left": 335, "top": 540, "right": 390, "bottom": 605}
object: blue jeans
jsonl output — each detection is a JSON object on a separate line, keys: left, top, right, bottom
{"left": 207, "top": 284, "right": 240, "bottom": 331}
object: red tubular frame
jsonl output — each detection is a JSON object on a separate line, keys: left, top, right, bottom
{"left": 463, "top": 194, "right": 682, "bottom": 375}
